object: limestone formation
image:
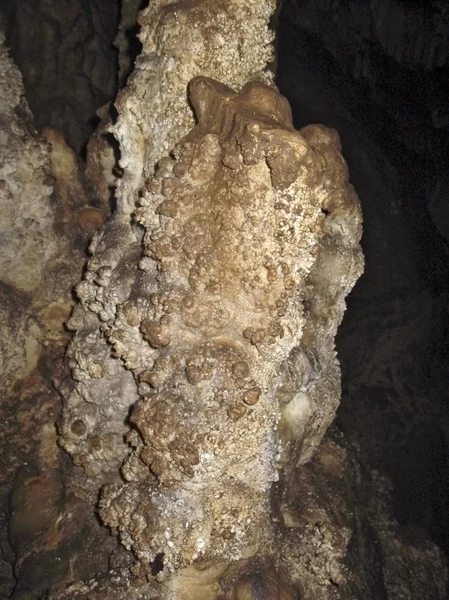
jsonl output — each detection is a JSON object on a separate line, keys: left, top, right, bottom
{"left": 3, "top": 0, "right": 449, "bottom": 595}
{"left": 0, "top": 30, "right": 84, "bottom": 395}
{"left": 0, "top": 27, "right": 118, "bottom": 598}
{"left": 59, "top": 69, "right": 363, "bottom": 595}
{"left": 2, "top": 0, "right": 448, "bottom": 597}
{"left": 111, "top": 0, "right": 276, "bottom": 215}
{"left": 49, "top": 2, "right": 366, "bottom": 597}
{"left": 58, "top": 0, "right": 280, "bottom": 488}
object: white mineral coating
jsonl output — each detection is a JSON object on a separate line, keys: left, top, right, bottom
{"left": 111, "top": 0, "right": 276, "bottom": 215}
{"left": 60, "top": 69, "right": 363, "bottom": 594}
{"left": 0, "top": 31, "right": 56, "bottom": 295}
{"left": 0, "top": 31, "right": 74, "bottom": 392}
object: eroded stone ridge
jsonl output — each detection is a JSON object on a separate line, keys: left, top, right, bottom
{"left": 60, "top": 77, "right": 363, "bottom": 586}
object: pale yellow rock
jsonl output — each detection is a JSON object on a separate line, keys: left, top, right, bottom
{"left": 57, "top": 1, "right": 363, "bottom": 597}
{"left": 61, "top": 75, "right": 363, "bottom": 598}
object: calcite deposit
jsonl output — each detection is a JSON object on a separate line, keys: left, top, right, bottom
{"left": 0, "top": 30, "right": 87, "bottom": 396}
{"left": 59, "top": 71, "right": 363, "bottom": 596}
{"left": 3, "top": 0, "right": 449, "bottom": 597}
{"left": 1, "top": 0, "right": 364, "bottom": 596}
{"left": 0, "top": 26, "right": 119, "bottom": 598}
{"left": 111, "top": 0, "right": 276, "bottom": 215}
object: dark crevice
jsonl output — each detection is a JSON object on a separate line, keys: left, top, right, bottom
{"left": 150, "top": 552, "right": 165, "bottom": 576}
{"left": 277, "top": 0, "right": 449, "bottom": 571}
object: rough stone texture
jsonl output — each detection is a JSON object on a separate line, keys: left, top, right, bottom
{"left": 0, "top": 29, "right": 118, "bottom": 599}
{"left": 0, "top": 31, "right": 63, "bottom": 392}
{"left": 0, "top": 42, "right": 55, "bottom": 296}
{"left": 58, "top": 0, "right": 279, "bottom": 483}
{"left": 272, "top": 427, "right": 447, "bottom": 600}
{"left": 2, "top": 0, "right": 448, "bottom": 598}
{"left": 0, "top": 56, "right": 96, "bottom": 397}
{"left": 59, "top": 68, "right": 363, "bottom": 596}
{"left": 112, "top": 0, "right": 276, "bottom": 215}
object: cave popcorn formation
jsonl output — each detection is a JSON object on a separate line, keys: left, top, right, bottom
{"left": 59, "top": 75, "right": 363, "bottom": 589}
{"left": 3, "top": 0, "right": 449, "bottom": 595}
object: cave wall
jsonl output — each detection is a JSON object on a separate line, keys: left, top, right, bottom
{"left": 0, "top": 24, "right": 122, "bottom": 598}
{"left": 277, "top": 0, "right": 449, "bottom": 560}
{"left": 0, "top": 0, "right": 119, "bottom": 154}
{"left": 1, "top": 0, "right": 449, "bottom": 598}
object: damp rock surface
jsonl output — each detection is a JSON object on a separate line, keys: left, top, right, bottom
{"left": 59, "top": 73, "right": 363, "bottom": 595}
{"left": 0, "top": 26, "right": 119, "bottom": 600}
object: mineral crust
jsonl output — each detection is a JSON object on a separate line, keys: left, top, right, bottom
{"left": 60, "top": 75, "right": 363, "bottom": 596}
{"left": 57, "top": 1, "right": 363, "bottom": 597}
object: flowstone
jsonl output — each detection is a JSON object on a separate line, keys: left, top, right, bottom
{"left": 59, "top": 75, "right": 363, "bottom": 598}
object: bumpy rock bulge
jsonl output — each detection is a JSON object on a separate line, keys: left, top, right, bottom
{"left": 59, "top": 76, "right": 363, "bottom": 595}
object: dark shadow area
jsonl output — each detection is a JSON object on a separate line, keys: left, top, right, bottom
{"left": 276, "top": 0, "right": 449, "bottom": 566}
{"left": 0, "top": 0, "right": 119, "bottom": 155}
{"left": 116, "top": 0, "right": 148, "bottom": 88}
{"left": 150, "top": 552, "right": 165, "bottom": 577}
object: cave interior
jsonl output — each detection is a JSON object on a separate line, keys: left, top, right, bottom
{"left": 1, "top": 0, "right": 449, "bottom": 597}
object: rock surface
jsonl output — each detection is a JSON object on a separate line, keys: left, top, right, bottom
{"left": 2, "top": 0, "right": 448, "bottom": 598}
{"left": 0, "top": 28, "right": 116, "bottom": 599}
{"left": 59, "top": 68, "right": 362, "bottom": 600}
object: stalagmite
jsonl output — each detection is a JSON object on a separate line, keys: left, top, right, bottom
{"left": 3, "top": 0, "right": 449, "bottom": 597}
{"left": 56, "top": 2, "right": 363, "bottom": 597}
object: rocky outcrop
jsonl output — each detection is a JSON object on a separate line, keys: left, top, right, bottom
{"left": 2, "top": 0, "right": 448, "bottom": 597}
{"left": 53, "top": 2, "right": 364, "bottom": 599}
{"left": 0, "top": 28, "right": 115, "bottom": 599}
{"left": 57, "top": 2, "right": 363, "bottom": 592}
